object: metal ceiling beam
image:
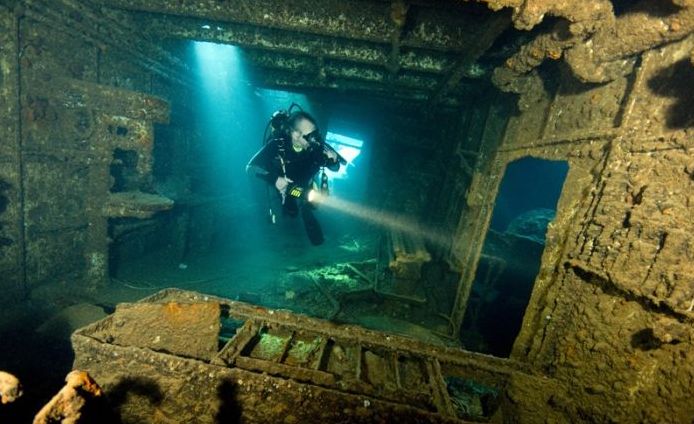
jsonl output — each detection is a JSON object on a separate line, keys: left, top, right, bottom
{"left": 97, "top": 0, "right": 485, "bottom": 52}
{"left": 130, "top": 12, "right": 457, "bottom": 74}
{"left": 323, "top": 62, "right": 441, "bottom": 89}
{"left": 262, "top": 70, "right": 427, "bottom": 100}
{"left": 428, "top": 13, "right": 510, "bottom": 105}
{"left": 258, "top": 68, "right": 462, "bottom": 104}
{"left": 386, "top": 0, "right": 409, "bottom": 75}
{"left": 243, "top": 50, "right": 443, "bottom": 90}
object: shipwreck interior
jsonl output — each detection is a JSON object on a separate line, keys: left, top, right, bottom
{"left": 0, "top": 0, "right": 693, "bottom": 422}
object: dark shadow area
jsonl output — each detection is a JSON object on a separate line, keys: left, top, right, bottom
{"left": 110, "top": 148, "right": 140, "bottom": 192}
{"left": 611, "top": 0, "right": 641, "bottom": 16}
{"left": 617, "top": 0, "right": 683, "bottom": 17}
{"left": 0, "top": 179, "right": 13, "bottom": 247}
{"left": 0, "top": 322, "right": 74, "bottom": 423}
{"left": 107, "top": 376, "right": 164, "bottom": 407}
{"left": 0, "top": 179, "right": 10, "bottom": 213}
{"left": 67, "top": 387, "right": 122, "bottom": 424}
{"left": 444, "top": 376, "right": 501, "bottom": 421}
{"left": 105, "top": 376, "right": 164, "bottom": 423}
{"left": 631, "top": 328, "right": 663, "bottom": 351}
{"left": 215, "top": 379, "right": 242, "bottom": 424}
{"left": 461, "top": 157, "right": 569, "bottom": 357}
{"left": 647, "top": 58, "right": 694, "bottom": 129}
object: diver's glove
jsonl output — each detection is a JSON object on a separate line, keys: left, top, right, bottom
{"left": 275, "top": 176, "right": 293, "bottom": 204}
{"left": 323, "top": 146, "right": 338, "bottom": 162}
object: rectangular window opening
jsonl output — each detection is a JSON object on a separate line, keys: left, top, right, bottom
{"left": 324, "top": 131, "right": 364, "bottom": 180}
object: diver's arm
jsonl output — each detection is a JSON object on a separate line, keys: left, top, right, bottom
{"left": 246, "top": 141, "right": 281, "bottom": 184}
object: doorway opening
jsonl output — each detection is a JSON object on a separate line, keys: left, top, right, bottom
{"left": 461, "top": 157, "right": 569, "bottom": 357}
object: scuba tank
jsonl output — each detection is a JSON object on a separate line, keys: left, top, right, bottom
{"left": 320, "top": 170, "right": 329, "bottom": 196}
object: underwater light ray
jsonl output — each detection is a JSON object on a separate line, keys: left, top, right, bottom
{"left": 313, "top": 194, "right": 450, "bottom": 248}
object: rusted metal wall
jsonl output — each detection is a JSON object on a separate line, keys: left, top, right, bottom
{"left": 452, "top": 34, "right": 694, "bottom": 421}
{"left": 0, "top": 6, "right": 26, "bottom": 303}
{"left": 0, "top": 2, "right": 188, "bottom": 302}
{"left": 367, "top": 107, "right": 461, "bottom": 219}
{"left": 19, "top": 12, "right": 99, "bottom": 292}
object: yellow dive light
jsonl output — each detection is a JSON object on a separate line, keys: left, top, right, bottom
{"left": 287, "top": 185, "right": 322, "bottom": 204}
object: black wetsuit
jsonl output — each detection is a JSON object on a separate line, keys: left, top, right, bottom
{"left": 247, "top": 136, "right": 339, "bottom": 244}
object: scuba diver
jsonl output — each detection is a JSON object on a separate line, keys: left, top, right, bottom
{"left": 246, "top": 105, "right": 345, "bottom": 245}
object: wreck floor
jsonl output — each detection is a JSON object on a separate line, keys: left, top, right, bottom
{"left": 110, "top": 214, "right": 379, "bottom": 307}
{"left": 0, "top": 215, "right": 454, "bottom": 422}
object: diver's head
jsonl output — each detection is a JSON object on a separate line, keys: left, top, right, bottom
{"left": 287, "top": 111, "right": 318, "bottom": 151}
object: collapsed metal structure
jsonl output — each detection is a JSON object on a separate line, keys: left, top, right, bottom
{"left": 72, "top": 289, "right": 551, "bottom": 423}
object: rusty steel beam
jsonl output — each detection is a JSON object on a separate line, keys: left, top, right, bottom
{"left": 244, "top": 50, "right": 318, "bottom": 75}
{"left": 132, "top": 12, "right": 457, "bottom": 75}
{"left": 428, "top": 13, "right": 510, "bottom": 104}
{"left": 244, "top": 50, "right": 443, "bottom": 90}
{"left": 387, "top": 0, "right": 410, "bottom": 75}
{"left": 97, "top": 0, "right": 483, "bottom": 52}
{"left": 260, "top": 69, "right": 427, "bottom": 95}
{"left": 259, "top": 72, "right": 468, "bottom": 108}
{"left": 323, "top": 62, "right": 441, "bottom": 89}
{"left": 258, "top": 69, "right": 463, "bottom": 107}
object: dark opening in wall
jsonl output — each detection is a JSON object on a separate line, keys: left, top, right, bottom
{"left": 110, "top": 148, "right": 139, "bottom": 192}
{"left": 108, "top": 124, "right": 129, "bottom": 137}
{"left": 461, "top": 157, "right": 569, "bottom": 357}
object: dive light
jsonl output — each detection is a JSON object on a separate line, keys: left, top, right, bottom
{"left": 288, "top": 184, "right": 322, "bottom": 204}
{"left": 307, "top": 189, "right": 319, "bottom": 203}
